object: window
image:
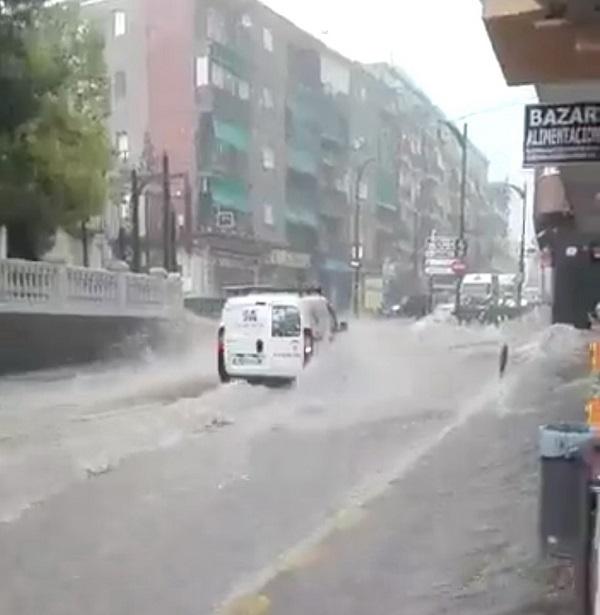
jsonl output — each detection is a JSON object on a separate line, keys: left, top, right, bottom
{"left": 263, "top": 27, "right": 273, "bottom": 52}
{"left": 262, "top": 146, "right": 275, "bottom": 170}
{"left": 238, "top": 79, "right": 250, "bottom": 101}
{"left": 207, "top": 8, "right": 226, "bottom": 43}
{"left": 116, "top": 131, "right": 129, "bottom": 162}
{"left": 114, "top": 71, "right": 127, "bottom": 100}
{"left": 211, "top": 63, "right": 225, "bottom": 88}
{"left": 264, "top": 204, "right": 274, "bottom": 226}
{"left": 272, "top": 306, "right": 301, "bottom": 338}
{"left": 359, "top": 87, "right": 367, "bottom": 101}
{"left": 241, "top": 13, "right": 252, "bottom": 28}
{"left": 211, "top": 62, "right": 250, "bottom": 101}
{"left": 113, "top": 10, "right": 126, "bottom": 37}
{"left": 195, "top": 57, "right": 209, "bottom": 87}
{"left": 359, "top": 180, "right": 368, "bottom": 200}
{"left": 261, "top": 87, "right": 274, "bottom": 110}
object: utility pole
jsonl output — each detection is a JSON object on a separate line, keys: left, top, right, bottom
{"left": 81, "top": 220, "right": 89, "bottom": 268}
{"left": 183, "top": 173, "right": 193, "bottom": 255}
{"left": 438, "top": 121, "right": 468, "bottom": 318}
{"left": 131, "top": 169, "right": 141, "bottom": 273}
{"left": 352, "top": 157, "right": 376, "bottom": 318}
{"left": 170, "top": 210, "right": 178, "bottom": 272}
{"left": 456, "top": 123, "right": 468, "bottom": 319}
{"left": 506, "top": 182, "right": 528, "bottom": 309}
{"left": 162, "top": 152, "right": 171, "bottom": 271}
{"left": 518, "top": 183, "right": 527, "bottom": 309}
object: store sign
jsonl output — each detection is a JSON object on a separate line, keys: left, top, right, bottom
{"left": 266, "top": 249, "right": 311, "bottom": 269}
{"left": 524, "top": 102, "right": 600, "bottom": 166}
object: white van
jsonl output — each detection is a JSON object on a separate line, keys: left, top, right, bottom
{"left": 217, "top": 287, "right": 346, "bottom": 384}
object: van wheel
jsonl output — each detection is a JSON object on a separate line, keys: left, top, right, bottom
{"left": 218, "top": 353, "right": 230, "bottom": 383}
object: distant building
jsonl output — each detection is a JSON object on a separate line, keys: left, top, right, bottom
{"left": 83, "top": 0, "right": 511, "bottom": 309}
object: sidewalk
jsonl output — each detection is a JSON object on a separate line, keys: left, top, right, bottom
{"left": 259, "top": 369, "right": 585, "bottom": 615}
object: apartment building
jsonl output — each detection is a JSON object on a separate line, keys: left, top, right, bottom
{"left": 83, "top": 0, "right": 511, "bottom": 308}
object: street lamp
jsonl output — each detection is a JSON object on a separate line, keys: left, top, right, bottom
{"left": 439, "top": 121, "right": 468, "bottom": 317}
{"left": 352, "top": 156, "right": 376, "bottom": 318}
{"left": 505, "top": 182, "right": 528, "bottom": 308}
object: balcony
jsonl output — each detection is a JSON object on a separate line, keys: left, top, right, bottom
{"left": 483, "top": 0, "right": 600, "bottom": 85}
{"left": 209, "top": 40, "right": 249, "bottom": 78}
{"left": 210, "top": 176, "right": 249, "bottom": 213}
{"left": 287, "top": 146, "right": 319, "bottom": 177}
{"left": 320, "top": 101, "right": 348, "bottom": 147}
{"left": 214, "top": 119, "right": 249, "bottom": 152}
{"left": 376, "top": 169, "right": 398, "bottom": 212}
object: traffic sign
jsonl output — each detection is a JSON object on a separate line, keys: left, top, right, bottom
{"left": 425, "top": 265, "right": 454, "bottom": 276}
{"left": 451, "top": 259, "right": 467, "bottom": 276}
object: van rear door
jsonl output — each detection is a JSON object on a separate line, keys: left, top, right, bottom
{"left": 269, "top": 304, "right": 304, "bottom": 376}
{"left": 223, "top": 302, "right": 270, "bottom": 373}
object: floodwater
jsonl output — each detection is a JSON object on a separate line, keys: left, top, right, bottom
{"left": 0, "top": 310, "right": 590, "bottom": 614}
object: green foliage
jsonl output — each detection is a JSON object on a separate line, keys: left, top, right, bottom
{"left": 0, "top": 0, "right": 110, "bottom": 258}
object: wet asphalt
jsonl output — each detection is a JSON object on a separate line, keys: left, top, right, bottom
{"left": 0, "top": 317, "right": 586, "bottom": 615}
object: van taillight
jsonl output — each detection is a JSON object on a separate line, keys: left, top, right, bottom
{"left": 218, "top": 327, "right": 225, "bottom": 353}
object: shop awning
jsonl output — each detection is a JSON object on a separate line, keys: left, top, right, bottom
{"left": 214, "top": 120, "right": 249, "bottom": 151}
{"left": 285, "top": 208, "right": 318, "bottom": 228}
{"left": 212, "top": 177, "right": 248, "bottom": 212}
{"left": 322, "top": 258, "right": 352, "bottom": 273}
{"left": 288, "top": 147, "right": 318, "bottom": 176}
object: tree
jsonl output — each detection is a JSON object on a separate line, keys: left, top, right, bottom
{"left": 0, "top": 1, "right": 110, "bottom": 259}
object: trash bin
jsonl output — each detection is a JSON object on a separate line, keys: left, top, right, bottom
{"left": 539, "top": 423, "right": 593, "bottom": 559}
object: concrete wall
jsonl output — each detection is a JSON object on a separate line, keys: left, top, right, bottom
{"left": 0, "top": 313, "right": 172, "bottom": 375}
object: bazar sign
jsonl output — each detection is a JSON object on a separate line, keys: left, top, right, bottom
{"left": 266, "top": 249, "right": 311, "bottom": 269}
{"left": 524, "top": 102, "right": 600, "bottom": 166}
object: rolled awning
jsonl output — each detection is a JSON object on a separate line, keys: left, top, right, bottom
{"left": 211, "top": 177, "right": 248, "bottom": 212}
{"left": 214, "top": 119, "right": 249, "bottom": 151}
{"left": 285, "top": 208, "right": 318, "bottom": 228}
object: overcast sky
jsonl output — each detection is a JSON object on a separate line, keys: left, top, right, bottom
{"left": 262, "top": 0, "right": 536, "bottom": 236}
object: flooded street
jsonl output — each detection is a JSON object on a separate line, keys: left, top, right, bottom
{"left": 0, "top": 315, "right": 587, "bottom": 614}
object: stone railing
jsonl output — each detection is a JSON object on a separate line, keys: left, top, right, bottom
{"left": 0, "top": 259, "right": 183, "bottom": 319}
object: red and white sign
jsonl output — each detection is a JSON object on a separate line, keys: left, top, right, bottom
{"left": 451, "top": 260, "right": 467, "bottom": 276}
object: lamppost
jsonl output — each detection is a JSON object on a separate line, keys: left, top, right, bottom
{"left": 505, "top": 182, "right": 528, "bottom": 308}
{"left": 439, "top": 121, "right": 468, "bottom": 317}
{"left": 129, "top": 152, "right": 191, "bottom": 273}
{"left": 352, "top": 156, "right": 376, "bottom": 318}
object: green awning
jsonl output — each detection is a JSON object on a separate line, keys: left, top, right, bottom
{"left": 285, "top": 208, "right": 318, "bottom": 228}
{"left": 214, "top": 120, "right": 249, "bottom": 151}
{"left": 212, "top": 177, "right": 248, "bottom": 212}
{"left": 376, "top": 169, "right": 397, "bottom": 210}
{"left": 288, "top": 147, "right": 318, "bottom": 176}
{"left": 322, "top": 259, "right": 352, "bottom": 273}
{"left": 377, "top": 201, "right": 397, "bottom": 212}
{"left": 210, "top": 41, "right": 248, "bottom": 77}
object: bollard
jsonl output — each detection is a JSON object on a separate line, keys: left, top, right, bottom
{"left": 539, "top": 423, "right": 593, "bottom": 560}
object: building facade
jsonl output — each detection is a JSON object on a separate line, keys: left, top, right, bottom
{"left": 83, "top": 0, "right": 511, "bottom": 311}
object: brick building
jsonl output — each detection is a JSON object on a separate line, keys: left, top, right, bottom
{"left": 83, "top": 0, "right": 511, "bottom": 310}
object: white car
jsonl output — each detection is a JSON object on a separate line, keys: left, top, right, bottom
{"left": 217, "top": 287, "right": 347, "bottom": 385}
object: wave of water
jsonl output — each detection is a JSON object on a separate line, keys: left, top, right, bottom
{"left": 0, "top": 312, "right": 567, "bottom": 524}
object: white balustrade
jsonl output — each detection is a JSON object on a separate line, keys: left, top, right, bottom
{"left": 0, "top": 259, "right": 183, "bottom": 319}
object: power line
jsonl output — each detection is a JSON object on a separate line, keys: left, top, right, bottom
{"left": 452, "top": 97, "right": 538, "bottom": 122}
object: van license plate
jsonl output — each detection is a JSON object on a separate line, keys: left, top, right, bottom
{"left": 233, "top": 355, "right": 263, "bottom": 366}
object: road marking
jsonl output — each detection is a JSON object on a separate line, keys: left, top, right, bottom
{"left": 213, "top": 379, "right": 499, "bottom": 614}
{"left": 219, "top": 594, "right": 271, "bottom": 615}
{"left": 280, "top": 543, "right": 328, "bottom": 572}
{"left": 333, "top": 507, "right": 366, "bottom": 531}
